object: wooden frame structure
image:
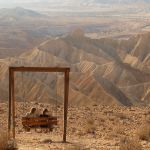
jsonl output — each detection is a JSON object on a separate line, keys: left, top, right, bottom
{"left": 8, "top": 66, "right": 70, "bottom": 142}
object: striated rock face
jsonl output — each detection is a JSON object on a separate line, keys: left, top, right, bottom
{"left": 0, "top": 31, "right": 149, "bottom": 106}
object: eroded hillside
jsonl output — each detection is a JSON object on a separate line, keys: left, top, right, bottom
{"left": 0, "top": 30, "right": 149, "bottom": 106}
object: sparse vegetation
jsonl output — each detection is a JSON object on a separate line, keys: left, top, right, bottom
{"left": 111, "top": 127, "right": 125, "bottom": 138}
{"left": 0, "top": 130, "right": 17, "bottom": 150}
{"left": 41, "top": 138, "right": 52, "bottom": 144}
{"left": 67, "top": 143, "right": 84, "bottom": 150}
{"left": 137, "top": 123, "right": 150, "bottom": 141}
{"left": 115, "top": 112, "right": 129, "bottom": 120}
{"left": 1, "top": 103, "right": 150, "bottom": 149}
{"left": 85, "top": 119, "right": 96, "bottom": 134}
{"left": 119, "top": 137, "right": 142, "bottom": 150}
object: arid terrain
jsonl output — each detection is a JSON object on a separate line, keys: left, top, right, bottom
{"left": 0, "top": 102, "right": 150, "bottom": 150}
{"left": 0, "top": 2, "right": 150, "bottom": 149}
{"left": 0, "top": 28, "right": 150, "bottom": 106}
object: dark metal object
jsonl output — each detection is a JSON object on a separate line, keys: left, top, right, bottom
{"left": 8, "top": 66, "right": 70, "bottom": 142}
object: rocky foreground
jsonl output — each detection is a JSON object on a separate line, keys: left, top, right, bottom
{"left": 0, "top": 102, "right": 150, "bottom": 150}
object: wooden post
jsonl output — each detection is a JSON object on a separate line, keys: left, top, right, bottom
{"left": 63, "top": 70, "right": 69, "bottom": 142}
{"left": 8, "top": 68, "right": 12, "bottom": 138}
{"left": 11, "top": 71, "right": 15, "bottom": 139}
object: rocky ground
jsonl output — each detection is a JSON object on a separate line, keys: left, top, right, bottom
{"left": 0, "top": 102, "right": 150, "bottom": 150}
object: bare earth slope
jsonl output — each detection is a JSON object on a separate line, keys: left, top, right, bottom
{"left": 0, "top": 30, "right": 149, "bottom": 106}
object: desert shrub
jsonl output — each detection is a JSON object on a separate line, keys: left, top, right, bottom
{"left": 67, "top": 143, "right": 84, "bottom": 150}
{"left": 119, "top": 137, "right": 142, "bottom": 150}
{"left": 85, "top": 119, "right": 96, "bottom": 134}
{"left": 109, "top": 116, "right": 115, "bottom": 122}
{"left": 41, "top": 138, "right": 52, "bottom": 144}
{"left": 111, "top": 125, "right": 125, "bottom": 138}
{"left": 137, "top": 123, "right": 150, "bottom": 141}
{"left": 0, "top": 131, "right": 17, "bottom": 150}
{"left": 113, "top": 125, "right": 125, "bottom": 135}
{"left": 145, "top": 114, "right": 150, "bottom": 124}
{"left": 115, "top": 112, "right": 128, "bottom": 120}
{"left": 99, "top": 116, "right": 105, "bottom": 123}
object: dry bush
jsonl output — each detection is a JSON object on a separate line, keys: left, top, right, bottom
{"left": 41, "top": 138, "right": 52, "bottom": 144}
{"left": 145, "top": 114, "right": 150, "bottom": 124}
{"left": 115, "top": 112, "right": 128, "bottom": 120}
{"left": 85, "top": 119, "right": 96, "bottom": 134}
{"left": 0, "top": 131, "right": 17, "bottom": 150}
{"left": 113, "top": 125, "right": 125, "bottom": 135}
{"left": 67, "top": 143, "right": 85, "bottom": 150}
{"left": 98, "top": 114, "right": 106, "bottom": 126}
{"left": 109, "top": 116, "right": 116, "bottom": 122}
{"left": 119, "top": 137, "right": 142, "bottom": 150}
{"left": 99, "top": 115, "right": 105, "bottom": 123}
{"left": 137, "top": 123, "right": 150, "bottom": 141}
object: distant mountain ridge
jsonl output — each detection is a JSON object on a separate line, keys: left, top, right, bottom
{"left": 29, "top": 0, "right": 150, "bottom": 5}
{"left": 93, "top": 0, "right": 150, "bottom": 4}
{"left": 0, "top": 7, "right": 45, "bottom": 18}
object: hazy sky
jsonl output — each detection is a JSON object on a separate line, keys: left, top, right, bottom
{"left": 0, "top": 0, "right": 98, "bottom": 9}
{"left": 0, "top": 0, "right": 149, "bottom": 11}
{"left": 0, "top": 0, "right": 74, "bottom": 4}
{"left": 0, "top": 0, "right": 80, "bottom": 6}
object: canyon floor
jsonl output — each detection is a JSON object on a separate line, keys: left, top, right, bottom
{"left": 0, "top": 102, "right": 150, "bottom": 150}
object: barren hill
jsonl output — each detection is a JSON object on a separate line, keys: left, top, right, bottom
{"left": 0, "top": 30, "right": 149, "bottom": 106}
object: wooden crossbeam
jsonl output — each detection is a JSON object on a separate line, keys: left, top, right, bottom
{"left": 9, "top": 66, "right": 70, "bottom": 72}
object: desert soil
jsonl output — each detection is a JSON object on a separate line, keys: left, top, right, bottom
{"left": 0, "top": 102, "right": 150, "bottom": 150}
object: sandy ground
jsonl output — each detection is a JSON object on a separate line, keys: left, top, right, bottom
{"left": 0, "top": 102, "right": 150, "bottom": 150}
